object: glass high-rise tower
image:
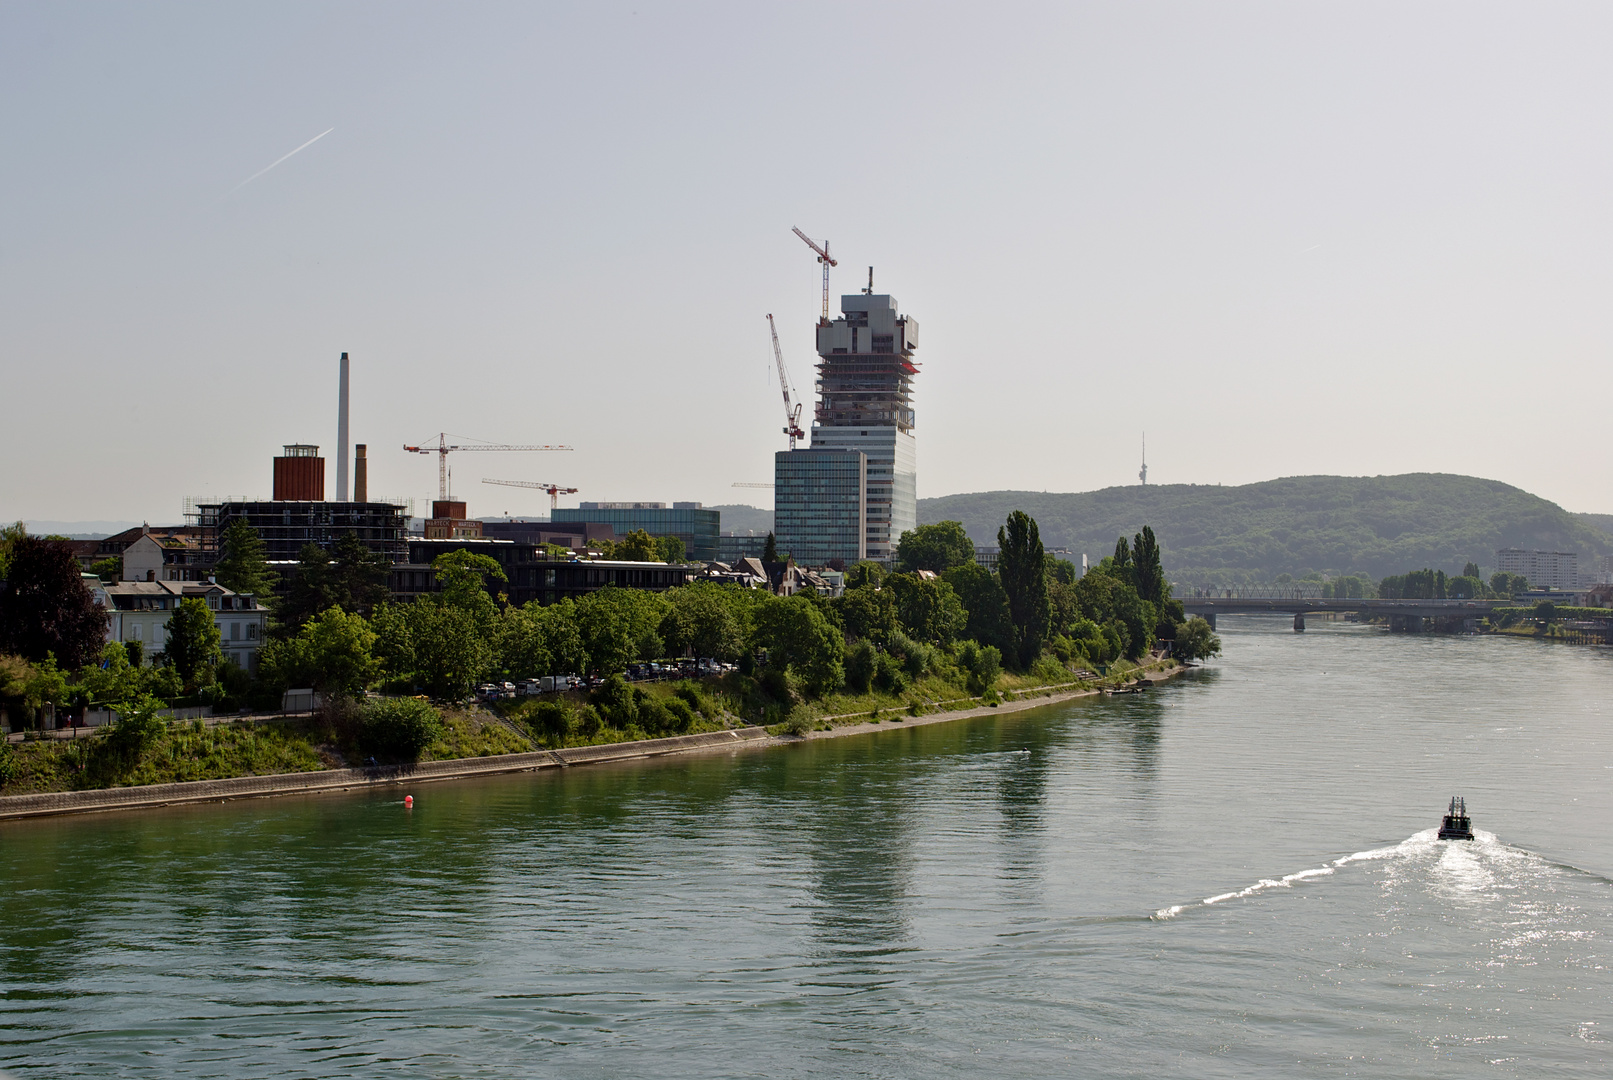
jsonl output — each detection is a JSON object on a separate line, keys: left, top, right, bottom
{"left": 807, "top": 293, "right": 920, "bottom": 562}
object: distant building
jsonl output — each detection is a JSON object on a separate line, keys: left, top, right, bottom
{"left": 717, "top": 533, "right": 771, "bottom": 563}
{"left": 550, "top": 504, "right": 719, "bottom": 561}
{"left": 104, "top": 580, "right": 268, "bottom": 671}
{"left": 391, "top": 538, "right": 690, "bottom": 607}
{"left": 1496, "top": 548, "right": 1578, "bottom": 591}
{"left": 190, "top": 443, "right": 410, "bottom": 566}
{"left": 809, "top": 292, "right": 920, "bottom": 562}
{"left": 423, "top": 500, "right": 483, "bottom": 540}
{"left": 120, "top": 532, "right": 208, "bottom": 582}
{"left": 773, "top": 448, "right": 866, "bottom": 567}
{"left": 481, "top": 520, "right": 618, "bottom": 550}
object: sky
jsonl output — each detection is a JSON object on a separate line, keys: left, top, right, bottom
{"left": 4, "top": 1, "right": 1611, "bottom": 528}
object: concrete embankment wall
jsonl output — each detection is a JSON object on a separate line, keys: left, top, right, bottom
{"left": 0, "top": 728, "right": 770, "bottom": 822}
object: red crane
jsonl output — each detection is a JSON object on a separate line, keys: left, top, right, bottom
{"left": 402, "top": 433, "right": 572, "bottom": 501}
{"left": 767, "top": 314, "right": 806, "bottom": 450}
{"left": 791, "top": 226, "right": 838, "bottom": 326}
{"left": 481, "top": 477, "right": 579, "bottom": 512}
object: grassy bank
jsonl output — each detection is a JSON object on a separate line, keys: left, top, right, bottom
{"left": 0, "top": 658, "right": 1177, "bottom": 798}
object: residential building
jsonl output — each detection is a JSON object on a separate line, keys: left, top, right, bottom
{"left": 550, "top": 503, "right": 720, "bottom": 561}
{"left": 773, "top": 448, "right": 866, "bottom": 567}
{"left": 103, "top": 580, "right": 269, "bottom": 671}
{"left": 804, "top": 291, "right": 920, "bottom": 562}
{"left": 121, "top": 532, "right": 209, "bottom": 582}
{"left": 1495, "top": 548, "right": 1579, "bottom": 591}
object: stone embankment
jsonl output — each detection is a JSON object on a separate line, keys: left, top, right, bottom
{"left": 0, "top": 728, "right": 770, "bottom": 822}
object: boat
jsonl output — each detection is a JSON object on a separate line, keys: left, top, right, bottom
{"left": 1437, "top": 796, "right": 1474, "bottom": 840}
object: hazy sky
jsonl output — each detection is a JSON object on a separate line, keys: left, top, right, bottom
{"left": 5, "top": 2, "right": 1611, "bottom": 526}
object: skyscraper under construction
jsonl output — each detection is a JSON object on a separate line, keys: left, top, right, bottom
{"left": 775, "top": 291, "right": 920, "bottom": 565}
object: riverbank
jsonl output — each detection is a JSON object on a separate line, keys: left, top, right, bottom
{"left": 0, "top": 660, "right": 1188, "bottom": 821}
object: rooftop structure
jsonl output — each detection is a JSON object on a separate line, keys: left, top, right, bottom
{"left": 551, "top": 505, "right": 720, "bottom": 561}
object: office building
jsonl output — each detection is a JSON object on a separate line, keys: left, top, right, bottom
{"left": 805, "top": 292, "right": 920, "bottom": 561}
{"left": 1495, "top": 548, "right": 1579, "bottom": 591}
{"left": 550, "top": 503, "right": 719, "bottom": 561}
{"left": 773, "top": 448, "right": 866, "bottom": 567}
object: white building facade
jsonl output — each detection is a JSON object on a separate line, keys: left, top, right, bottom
{"left": 104, "top": 580, "right": 269, "bottom": 671}
{"left": 1494, "top": 548, "right": 1579, "bottom": 591}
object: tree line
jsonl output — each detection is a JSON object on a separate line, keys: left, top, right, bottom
{"left": 1, "top": 513, "right": 1221, "bottom": 729}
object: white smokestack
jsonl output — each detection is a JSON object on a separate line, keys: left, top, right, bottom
{"left": 336, "top": 352, "right": 350, "bottom": 501}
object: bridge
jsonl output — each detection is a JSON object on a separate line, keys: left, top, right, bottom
{"left": 1181, "top": 595, "right": 1503, "bottom": 632}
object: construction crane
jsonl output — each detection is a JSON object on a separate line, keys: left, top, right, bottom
{"left": 767, "top": 314, "right": 806, "bottom": 450}
{"left": 791, "top": 226, "right": 838, "bottom": 325}
{"left": 402, "top": 433, "right": 572, "bottom": 501}
{"left": 481, "top": 477, "right": 579, "bottom": 512}
{"left": 731, "top": 482, "right": 774, "bottom": 489}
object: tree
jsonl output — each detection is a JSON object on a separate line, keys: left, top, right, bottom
{"left": 846, "top": 560, "right": 885, "bottom": 589}
{"left": 258, "top": 606, "right": 380, "bottom": 697}
{"left": 654, "top": 534, "right": 687, "bottom": 564}
{"left": 0, "top": 535, "right": 109, "bottom": 669}
{"left": 432, "top": 548, "right": 506, "bottom": 630}
{"left": 886, "top": 573, "right": 968, "bottom": 645}
{"left": 1173, "top": 617, "right": 1222, "bottom": 661}
{"left": 1131, "top": 526, "right": 1167, "bottom": 608}
{"left": 213, "top": 521, "right": 277, "bottom": 601}
{"left": 761, "top": 532, "right": 779, "bottom": 563}
{"left": 1110, "top": 536, "right": 1134, "bottom": 587}
{"left": 942, "top": 563, "right": 1017, "bottom": 658}
{"left": 164, "top": 596, "right": 221, "bottom": 690}
{"left": 393, "top": 602, "right": 491, "bottom": 699}
{"left": 617, "top": 529, "right": 661, "bottom": 562}
{"left": 896, "top": 521, "right": 976, "bottom": 574}
{"left": 1491, "top": 571, "right": 1528, "bottom": 597}
{"left": 956, "top": 640, "right": 1002, "bottom": 695}
{"left": 998, "top": 511, "right": 1051, "bottom": 669}
{"left": 329, "top": 532, "right": 392, "bottom": 616}
{"left": 89, "top": 556, "right": 122, "bottom": 584}
{"left": 659, "top": 582, "right": 745, "bottom": 663}
{"left": 359, "top": 697, "right": 444, "bottom": 760}
{"left": 753, "top": 594, "right": 845, "bottom": 695}
{"left": 501, "top": 600, "right": 587, "bottom": 680}
{"left": 834, "top": 583, "right": 898, "bottom": 646}
{"left": 572, "top": 587, "right": 669, "bottom": 676}
{"left": 76, "top": 642, "right": 151, "bottom": 712}
{"left": 1463, "top": 561, "right": 1482, "bottom": 580}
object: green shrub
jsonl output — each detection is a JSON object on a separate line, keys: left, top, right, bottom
{"left": 663, "top": 697, "right": 698, "bottom": 733}
{"left": 1031, "top": 654, "right": 1068, "bottom": 683}
{"left": 758, "top": 666, "right": 793, "bottom": 704}
{"left": 888, "top": 629, "right": 932, "bottom": 678}
{"left": 957, "top": 641, "right": 1002, "bottom": 696}
{"left": 589, "top": 675, "right": 637, "bottom": 728}
{"left": 104, "top": 698, "right": 168, "bottom": 759}
{"left": 672, "top": 681, "right": 711, "bottom": 717}
{"left": 574, "top": 705, "right": 605, "bottom": 738}
{"left": 359, "top": 697, "right": 444, "bottom": 760}
{"left": 529, "top": 701, "right": 574, "bottom": 741}
{"left": 0, "top": 742, "right": 17, "bottom": 787}
{"left": 844, "top": 640, "right": 877, "bottom": 694}
{"left": 780, "top": 713, "right": 812, "bottom": 737}
{"left": 873, "top": 652, "right": 908, "bottom": 694}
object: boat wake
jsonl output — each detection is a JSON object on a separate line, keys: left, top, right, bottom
{"left": 1152, "top": 827, "right": 1509, "bottom": 919}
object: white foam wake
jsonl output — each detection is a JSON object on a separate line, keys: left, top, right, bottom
{"left": 1152, "top": 828, "right": 1487, "bottom": 919}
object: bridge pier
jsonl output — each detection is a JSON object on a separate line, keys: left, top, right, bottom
{"left": 1204, "top": 613, "right": 1216, "bottom": 630}
{"left": 1293, "top": 613, "right": 1306, "bottom": 632}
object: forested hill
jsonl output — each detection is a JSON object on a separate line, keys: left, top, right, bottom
{"left": 918, "top": 474, "right": 1613, "bottom": 585}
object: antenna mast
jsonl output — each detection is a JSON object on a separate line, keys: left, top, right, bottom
{"left": 1139, "top": 433, "right": 1148, "bottom": 486}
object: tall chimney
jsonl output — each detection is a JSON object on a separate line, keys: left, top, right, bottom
{"left": 336, "top": 352, "right": 350, "bottom": 501}
{"left": 354, "top": 444, "right": 368, "bottom": 502}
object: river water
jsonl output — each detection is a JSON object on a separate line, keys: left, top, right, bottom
{"left": 2, "top": 617, "right": 1611, "bottom": 1077}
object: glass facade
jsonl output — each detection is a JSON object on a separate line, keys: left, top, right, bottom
{"left": 549, "top": 507, "right": 719, "bottom": 561}
{"left": 774, "top": 449, "right": 866, "bottom": 567}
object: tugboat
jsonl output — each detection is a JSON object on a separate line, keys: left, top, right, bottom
{"left": 1438, "top": 796, "right": 1474, "bottom": 840}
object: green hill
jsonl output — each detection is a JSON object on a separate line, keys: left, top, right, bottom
{"left": 919, "top": 474, "right": 1613, "bottom": 586}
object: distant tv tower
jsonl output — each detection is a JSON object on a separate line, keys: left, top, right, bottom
{"left": 1139, "top": 433, "right": 1148, "bottom": 486}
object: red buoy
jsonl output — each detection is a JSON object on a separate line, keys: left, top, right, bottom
{"left": 404, "top": 795, "right": 414, "bottom": 809}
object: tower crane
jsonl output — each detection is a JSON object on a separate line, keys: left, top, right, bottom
{"left": 731, "top": 482, "right": 775, "bottom": 489}
{"left": 791, "top": 226, "right": 838, "bottom": 325}
{"left": 767, "top": 314, "right": 806, "bottom": 450}
{"left": 481, "top": 477, "right": 579, "bottom": 512}
{"left": 402, "top": 433, "right": 572, "bottom": 501}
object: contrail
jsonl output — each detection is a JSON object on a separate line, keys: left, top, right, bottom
{"left": 223, "top": 127, "right": 334, "bottom": 198}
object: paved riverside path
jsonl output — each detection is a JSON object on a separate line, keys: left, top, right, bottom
{"left": 0, "top": 728, "right": 770, "bottom": 821}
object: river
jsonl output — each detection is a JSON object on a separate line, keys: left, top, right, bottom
{"left": 2, "top": 617, "right": 1610, "bottom": 1077}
